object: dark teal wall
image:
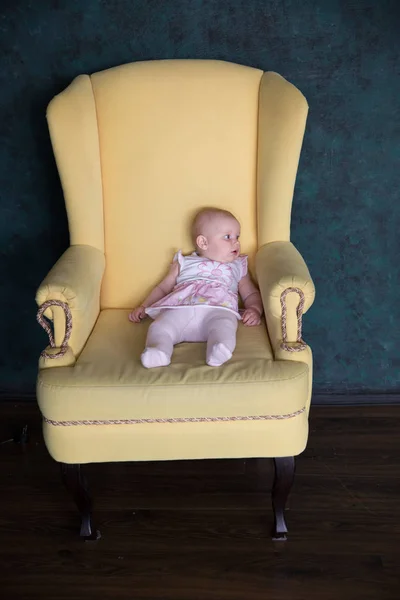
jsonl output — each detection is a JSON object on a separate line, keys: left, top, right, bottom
{"left": 1, "top": 0, "right": 399, "bottom": 396}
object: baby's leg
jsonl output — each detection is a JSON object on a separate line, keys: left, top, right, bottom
{"left": 203, "top": 309, "right": 238, "bottom": 367}
{"left": 141, "top": 310, "right": 190, "bottom": 368}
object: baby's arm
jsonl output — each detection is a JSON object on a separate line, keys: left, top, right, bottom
{"left": 129, "top": 262, "right": 179, "bottom": 322}
{"left": 238, "top": 274, "right": 263, "bottom": 326}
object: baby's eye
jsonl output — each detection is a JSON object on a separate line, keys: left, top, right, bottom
{"left": 224, "top": 235, "right": 230, "bottom": 240}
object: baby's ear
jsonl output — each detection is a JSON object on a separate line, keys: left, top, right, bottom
{"left": 196, "top": 235, "right": 208, "bottom": 250}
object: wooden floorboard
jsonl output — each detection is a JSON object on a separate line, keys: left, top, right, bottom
{"left": 0, "top": 403, "right": 399, "bottom": 599}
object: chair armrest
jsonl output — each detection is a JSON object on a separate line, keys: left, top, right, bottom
{"left": 255, "top": 241, "right": 315, "bottom": 351}
{"left": 36, "top": 244, "right": 105, "bottom": 363}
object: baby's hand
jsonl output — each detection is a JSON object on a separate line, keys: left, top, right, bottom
{"left": 242, "top": 307, "right": 261, "bottom": 327}
{"left": 129, "top": 305, "right": 146, "bottom": 323}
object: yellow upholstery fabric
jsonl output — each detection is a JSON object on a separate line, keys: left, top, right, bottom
{"left": 46, "top": 61, "right": 308, "bottom": 308}
{"left": 257, "top": 74, "right": 308, "bottom": 245}
{"left": 38, "top": 309, "right": 308, "bottom": 422}
{"left": 36, "top": 245, "right": 105, "bottom": 356}
{"left": 256, "top": 241, "right": 315, "bottom": 340}
{"left": 256, "top": 241, "right": 316, "bottom": 411}
{"left": 37, "top": 59, "right": 315, "bottom": 465}
{"left": 47, "top": 77, "right": 105, "bottom": 251}
{"left": 42, "top": 410, "right": 309, "bottom": 465}
{"left": 92, "top": 60, "right": 262, "bottom": 307}
{"left": 38, "top": 310, "right": 309, "bottom": 463}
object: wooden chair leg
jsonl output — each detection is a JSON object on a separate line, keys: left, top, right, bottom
{"left": 60, "top": 463, "right": 101, "bottom": 540}
{"left": 271, "top": 456, "right": 295, "bottom": 540}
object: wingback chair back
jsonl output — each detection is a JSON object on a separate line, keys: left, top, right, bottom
{"left": 47, "top": 60, "right": 308, "bottom": 310}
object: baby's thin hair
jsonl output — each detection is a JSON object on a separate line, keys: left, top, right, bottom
{"left": 191, "top": 207, "right": 238, "bottom": 246}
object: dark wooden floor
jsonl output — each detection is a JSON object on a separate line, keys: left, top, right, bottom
{"left": 0, "top": 403, "right": 399, "bottom": 600}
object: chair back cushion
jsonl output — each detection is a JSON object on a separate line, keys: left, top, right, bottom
{"left": 92, "top": 60, "right": 262, "bottom": 307}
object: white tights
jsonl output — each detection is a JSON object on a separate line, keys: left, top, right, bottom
{"left": 141, "top": 307, "right": 238, "bottom": 368}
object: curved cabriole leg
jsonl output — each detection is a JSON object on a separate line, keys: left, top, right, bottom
{"left": 271, "top": 456, "right": 295, "bottom": 541}
{"left": 60, "top": 463, "right": 101, "bottom": 541}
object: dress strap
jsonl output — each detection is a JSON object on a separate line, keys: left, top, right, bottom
{"left": 173, "top": 250, "right": 185, "bottom": 268}
{"left": 239, "top": 254, "right": 248, "bottom": 278}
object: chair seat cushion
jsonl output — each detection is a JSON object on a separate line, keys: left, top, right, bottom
{"left": 37, "top": 310, "right": 309, "bottom": 424}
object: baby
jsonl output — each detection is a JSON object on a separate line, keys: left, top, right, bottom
{"left": 129, "top": 208, "right": 263, "bottom": 368}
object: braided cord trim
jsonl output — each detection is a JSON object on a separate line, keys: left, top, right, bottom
{"left": 37, "top": 300, "right": 72, "bottom": 359}
{"left": 44, "top": 407, "right": 306, "bottom": 426}
{"left": 280, "top": 287, "right": 307, "bottom": 352}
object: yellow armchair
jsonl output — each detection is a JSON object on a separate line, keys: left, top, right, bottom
{"left": 35, "top": 59, "right": 315, "bottom": 540}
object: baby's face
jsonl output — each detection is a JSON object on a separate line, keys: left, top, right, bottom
{"left": 198, "top": 215, "right": 241, "bottom": 263}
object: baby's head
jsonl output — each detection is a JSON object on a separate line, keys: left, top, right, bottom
{"left": 192, "top": 208, "right": 241, "bottom": 263}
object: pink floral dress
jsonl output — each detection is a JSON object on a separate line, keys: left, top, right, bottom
{"left": 145, "top": 251, "right": 248, "bottom": 320}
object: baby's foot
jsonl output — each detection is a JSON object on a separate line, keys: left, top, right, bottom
{"left": 207, "top": 343, "right": 232, "bottom": 367}
{"left": 141, "top": 348, "right": 171, "bottom": 369}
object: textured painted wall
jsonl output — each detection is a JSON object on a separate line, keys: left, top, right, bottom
{"left": 1, "top": 0, "right": 399, "bottom": 395}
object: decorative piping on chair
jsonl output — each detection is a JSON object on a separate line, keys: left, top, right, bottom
{"left": 43, "top": 407, "right": 306, "bottom": 426}
{"left": 37, "top": 300, "right": 72, "bottom": 359}
{"left": 280, "top": 288, "right": 307, "bottom": 352}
